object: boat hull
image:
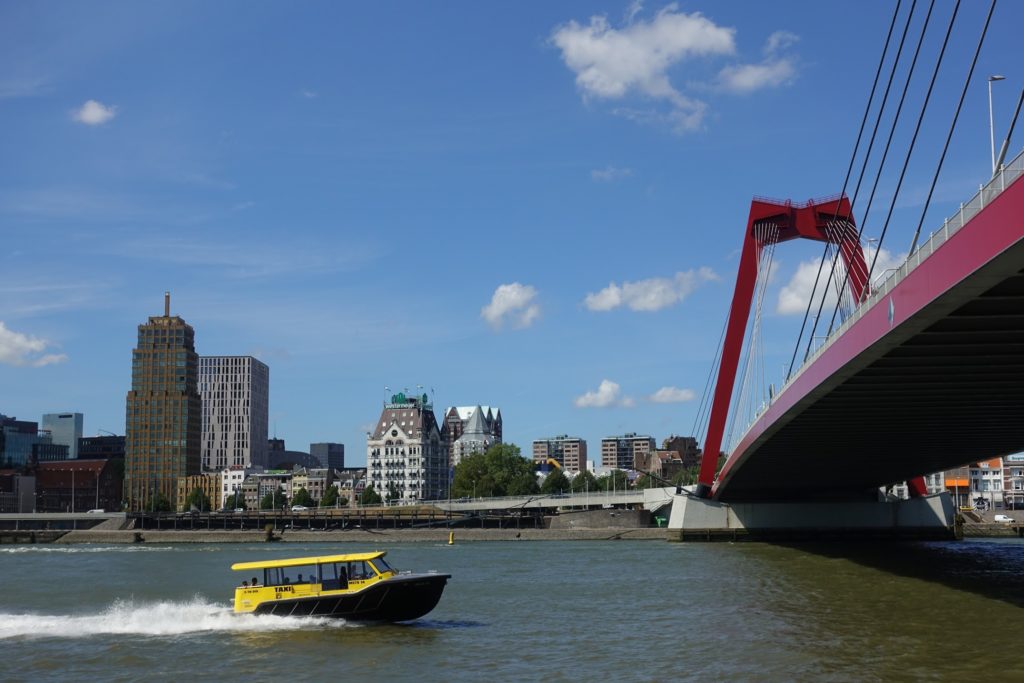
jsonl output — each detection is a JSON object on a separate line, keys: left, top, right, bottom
{"left": 252, "top": 573, "right": 449, "bottom": 622}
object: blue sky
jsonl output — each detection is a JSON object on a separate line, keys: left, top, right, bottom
{"left": 2, "top": 1, "right": 1020, "bottom": 466}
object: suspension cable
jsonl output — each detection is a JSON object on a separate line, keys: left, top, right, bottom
{"left": 803, "top": 0, "right": 923, "bottom": 364}
{"left": 786, "top": 0, "right": 905, "bottom": 381}
{"left": 908, "top": 0, "right": 997, "bottom": 254}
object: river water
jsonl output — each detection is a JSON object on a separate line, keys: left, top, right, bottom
{"left": 2, "top": 538, "right": 1022, "bottom": 682}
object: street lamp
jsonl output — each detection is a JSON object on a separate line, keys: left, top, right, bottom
{"left": 989, "top": 75, "right": 1006, "bottom": 174}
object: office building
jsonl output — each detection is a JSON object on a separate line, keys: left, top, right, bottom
{"left": 42, "top": 413, "right": 83, "bottom": 459}
{"left": 601, "top": 433, "right": 656, "bottom": 470}
{"left": 78, "top": 435, "right": 126, "bottom": 460}
{"left": 367, "top": 391, "right": 446, "bottom": 503}
{"left": 176, "top": 472, "right": 222, "bottom": 512}
{"left": 124, "top": 293, "right": 202, "bottom": 510}
{"left": 310, "top": 442, "right": 345, "bottom": 469}
{"left": 1, "top": 415, "right": 66, "bottom": 467}
{"left": 532, "top": 435, "right": 588, "bottom": 472}
{"left": 199, "top": 356, "right": 270, "bottom": 470}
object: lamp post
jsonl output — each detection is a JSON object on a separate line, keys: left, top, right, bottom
{"left": 989, "top": 75, "right": 1006, "bottom": 173}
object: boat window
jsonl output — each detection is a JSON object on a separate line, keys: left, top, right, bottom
{"left": 369, "top": 558, "right": 393, "bottom": 575}
{"left": 263, "top": 564, "right": 319, "bottom": 586}
{"left": 320, "top": 562, "right": 348, "bottom": 591}
{"left": 348, "top": 561, "right": 375, "bottom": 580}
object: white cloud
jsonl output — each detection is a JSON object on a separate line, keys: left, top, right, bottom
{"left": 776, "top": 246, "right": 904, "bottom": 315}
{"left": 481, "top": 283, "right": 540, "bottom": 330}
{"left": 551, "top": 6, "right": 735, "bottom": 132}
{"left": 718, "top": 30, "right": 798, "bottom": 93}
{"left": 574, "top": 379, "right": 633, "bottom": 408}
{"left": 591, "top": 165, "right": 633, "bottom": 182}
{"left": 300, "top": 89, "right": 318, "bottom": 99}
{"left": 0, "top": 321, "right": 67, "bottom": 367}
{"left": 584, "top": 267, "right": 718, "bottom": 312}
{"left": 72, "top": 99, "right": 117, "bottom": 125}
{"left": 649, "top": 386, "right": 696, "bottom": 403}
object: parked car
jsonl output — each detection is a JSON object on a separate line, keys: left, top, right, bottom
{"left": 86, "top": 508, "right": 105, "bottom": 514}
{"left": 291, "top": 505, "right": 309, "bottom": 512}
{"left": 994, "top": 514, "right": 1015, "bottom": 523}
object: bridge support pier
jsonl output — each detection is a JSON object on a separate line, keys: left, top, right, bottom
{"left": 666, "top": 492, "right": 956, "bottom": 542}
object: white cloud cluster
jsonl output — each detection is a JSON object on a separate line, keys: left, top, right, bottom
{"left": 776, "top": 246, "right": 904, "bottom": 315}
{"left": 72, "top": 99, "right": 117, "bottom": 125}
{"left": 481, "top": 283, "right": 540, "bottom": 330}
{"left": 648, "top": 386, "right": 696, "bottom": 403}
{"left": 551, "top": 6, "right": 735, "bottom": 132}
{"left": 552, "top": 7, "right": 800, "bottom": 132}
{"left": 591, "top": 165, "right": 633, "bottom": 182}
{"left": 574, "top": 379, "right": 635, "bottom": 408}
{"left": 718, "top": 30, "right": 798, "bottom": 93}
{"left": 0, "top": 321, "right": 67, "bottom": 367}
{"left": 584, "top": 267, "right": 717, "bottom": 312}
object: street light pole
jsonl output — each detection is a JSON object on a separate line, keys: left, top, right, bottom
{"left": 989, "top": 75, "right": 1005, "bottom": 174}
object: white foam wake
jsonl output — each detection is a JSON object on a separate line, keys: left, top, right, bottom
{"left": 0, "top": 545, "right": 175, "bottom": 554}
{"left": 0, "top": 597, "right": 351, "bottom": 639}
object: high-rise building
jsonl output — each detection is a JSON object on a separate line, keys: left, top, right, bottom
{"left": 1, "top": 415, "right": 66, "bottom": 466}
{"left": 532, "top": 435, "right": 588, "bottom": 472}
{"left": 310, "top": 442, "right": 345, "bottom": 469}
{"left": 442, "top": 406, "right": 501, "bottom": 467}
{"left": 601, "top": 433, "right": 656, "bottom": 470}
{"left": 199, "top": 356, "right": 269, "bottom": 471}
{"left": 124, "top": 293, "right": 202, "bottom": 510}
{"left": 42, "top": 413, "right": 83, "bottom": 459}
{"left": 367, "top": 391, "right": 446, "bottom": 503}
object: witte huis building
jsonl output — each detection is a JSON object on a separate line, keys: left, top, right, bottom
{"left": 442, "top": 405, "right": 502, "bottom": 466}
{"left": 199, "top": 356, "right": 269, "bottom": 471}
{"left": 368, "top": 391, "right": 446, "bottom": 503}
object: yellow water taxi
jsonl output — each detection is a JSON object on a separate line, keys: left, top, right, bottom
{"left": 231, "top": 550, "right": 449, "bottom": 622}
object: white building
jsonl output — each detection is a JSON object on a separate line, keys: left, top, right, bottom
{"left": 367, "top": 391, "right": 446, "bottom": 504}
{"left": 199, "top": 356, "right": 269, "bottom": 471}
{"left": 41, "top": 413, "right": 83, "bottom": 459}
{"left": 451, "top": 406, "right": 498, "bottom": 466}
{"left": 220, "top": 465, "right": 264, "bottom": 507}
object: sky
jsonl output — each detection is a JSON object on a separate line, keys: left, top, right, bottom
{"left": 2, "top": 1, "right": 1021, "bottom": 467}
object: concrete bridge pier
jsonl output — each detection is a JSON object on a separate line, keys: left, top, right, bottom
{"left": 666, "top": 492, "right": 957, "bottom": 541}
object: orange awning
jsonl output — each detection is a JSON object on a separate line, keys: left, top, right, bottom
{"left": 945, "top": 478, "right": 969, "bottom": 488}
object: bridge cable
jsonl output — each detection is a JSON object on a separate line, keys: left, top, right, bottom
{"left": 801, "top": 0, "right": 923, "bottom": 363}
{"left": 859, "top": 0, "right": 963, "bottom": 301}
{"left": 786, "top": 0, "right": 905, "bottom": 380}
{"left": 907, "top": 0, "right": 998, "bottom": 255}
{"left": 690, "top": 315, "right": 728, "bottom": 444}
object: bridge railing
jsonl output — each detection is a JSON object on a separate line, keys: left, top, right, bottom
{"left": 744, "top": 147, "right": 1024, "bottom": 438}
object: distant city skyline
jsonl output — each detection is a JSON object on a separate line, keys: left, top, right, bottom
{"left": 2, "top": 2, "right": 1020, "bottom": 466}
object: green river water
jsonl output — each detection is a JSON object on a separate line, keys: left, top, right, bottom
{"left": 1, "top": 539, "right": 1022, "bottom": 682}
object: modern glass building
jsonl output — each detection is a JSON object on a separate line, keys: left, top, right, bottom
{"left": 124, "top": 293, "right": 202, "bottom": 510}
{"left": 199, "top": 356, "right": 269, "bottom": 470}
{"left": 42, "top": 413, "right": 83, "bottom": 459}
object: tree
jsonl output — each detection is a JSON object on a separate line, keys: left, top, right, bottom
{"left": 541, "top": 469, "right": 571, "bottom": 495}
{"left": 597, "top": 469, "right": 630, "bottom": 492}
{"left": 260, "top": 487, "right": 287, "bottom": 510}
{"left": 672, "top": 466, "right": 700, "bottom": 486}
{"left": 291, "top": 486, "right": 314, "bottom": 507}
{"left": 571, "top": 470, "right": 599, "bottom": 493}
{"left": 146, "top": 492, "right": 172, "bottom": 513}
{"left": 224, "top": 492, "right": 247, "bottom": 510}
{"left": 185, "top": 487, "right": 211, "bottom": 512}
{"left": 451, "top": 443, "right": 539, "bottom": 498}
{"left": 320, "top": 485, "right": 339, "bottom": 508}
{"left": 386, "top": 483, "right": 400, "bottom": 504}
{"left": 360, "top": 486, "right": 383, "bottom": 506}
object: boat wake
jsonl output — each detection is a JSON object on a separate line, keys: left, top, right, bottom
{"left": 0, "top": 545, "right": 175, "bottom": 554}
{"left": 0, "top": 597, "right": 353, "bottom": 639}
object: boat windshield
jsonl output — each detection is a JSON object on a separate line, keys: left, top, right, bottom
{"left": 369, "top": 557, "right": 393, "bottom": 575}
{"left": 263, "top": 564, "right": 319, "bottom": 586}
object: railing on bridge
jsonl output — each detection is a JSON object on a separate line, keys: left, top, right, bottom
{"left": 739, "top": 147, "right": 1024, "bottom": 438}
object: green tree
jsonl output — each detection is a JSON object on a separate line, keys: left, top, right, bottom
{"left": 224, "top": 492, "right": 247, "bottom": 510}
{"left": 146, "top": 492, "right": 172, "bottom": 513}
{"left": 386, "top": 483, "right": 400, "bottom": 504}
{"left": 360, "top": 486, "right": 383, "bottom": 506}
{"left": 451, "top": 443, "right": 539, "bottom": 498}
{"left": 541, "top": 469, "right": 571, "bottom": 495}
{"left": 185, "top": 487, "right": 211, "bottom": 512}
{"left": 596, "top": 469, "right": 630, "bottom": 492}
{"left": 260, "top": 487, "right": 287, "bottom": 510}
{"left": 320, "top": 485, "right": 339, "bottom": 508}
{"left": 291, "top": 486, "right": 314, "bottom": 507}
{"left": 571, "top": 470, "right": 599, "bottom": 493}
{"left": 672, "top": 466, "right": 700, "bottom": 486}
